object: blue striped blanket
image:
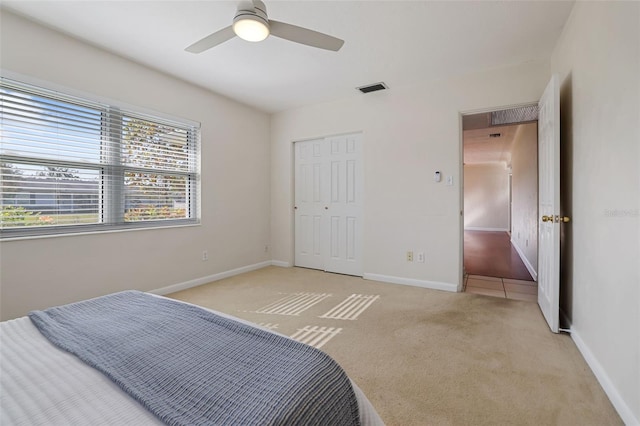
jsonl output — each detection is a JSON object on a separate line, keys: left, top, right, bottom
{"left": 29, "top": 291, "right": 360, "bottom": 425}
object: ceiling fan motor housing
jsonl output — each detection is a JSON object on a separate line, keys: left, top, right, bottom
{"left": 234, "top": 1, "right": 269, "bottom": 28}
{"left": 233, "top": 0, "right": 270, "bottom": 41}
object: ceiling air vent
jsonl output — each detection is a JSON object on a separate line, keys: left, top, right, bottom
{"left": 357, "top": 82, "right": 388, "bottom": 94}
{"left": 491, "top": 105, "right": 538, "bottom": 126}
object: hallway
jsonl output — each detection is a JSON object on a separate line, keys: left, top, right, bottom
{"left": 464, "top": 230, "right": 536, "bottom": 301}
{"left": 464, "top": 230, "right": 534, "bottom": 281}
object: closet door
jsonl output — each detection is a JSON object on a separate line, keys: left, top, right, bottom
{"left": 323, "top": 134, "right": 363, "bottom": 276}
{"left": 294, "top": 139, "right": 326, "bottom": 270}
{"left": 294, "top": 134, "right": 363, "bottom": 276}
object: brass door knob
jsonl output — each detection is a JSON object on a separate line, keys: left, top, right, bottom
{"left": 561, "top": 216, "right": 571, "bottom": 223}
{"left": 542, "top": 215, "right": 553, "bottom": 222}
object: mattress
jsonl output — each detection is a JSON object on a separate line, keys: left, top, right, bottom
{"left": 0, "top": 295, "right": 384, "bottom": 426}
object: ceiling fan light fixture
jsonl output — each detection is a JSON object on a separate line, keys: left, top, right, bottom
{"left": 233, "top": 14, "right": 270, "bottom": 42}
{"left": 185, "top": 0, "right": 344, "bottom": 53}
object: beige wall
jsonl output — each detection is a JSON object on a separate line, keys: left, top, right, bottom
{"left": 463, "top": 163, "right": 510, "bottom": 231}
{"left": 0, "top": 12, "right": 271, "bottom": 320}
{"left": 271, "top": 61, "right": 550, "bottom": 289}
{"left": 551, "top": 1, "right": 639, "bottom": 423}
{"left": 510, "top": 123, "right": 538, "bottom": 277}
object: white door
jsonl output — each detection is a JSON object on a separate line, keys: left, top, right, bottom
{"left": 294, "top": 139, "right": 326, "bottom": 270}
{"left": 537, "top": 74, "right": 561, "bottom": 333}
{"left": 294, "top": 134, "right": 363, "bottom": 276}
{"left": 324, "top": 134, "right": 363, "bottom": 276}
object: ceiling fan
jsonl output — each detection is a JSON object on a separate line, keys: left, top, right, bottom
{"left": 185, "top": 0, "right": 344, "bottom": 53}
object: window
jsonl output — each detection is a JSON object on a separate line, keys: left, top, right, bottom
{"left": 0, "top": 78, "right": 200, "bottom": 238}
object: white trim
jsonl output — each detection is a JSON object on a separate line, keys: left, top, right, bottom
{"left": 1, "top": 223, "right": 200, "bottom": 242}
{"left": 150, "top": 261, "right": 272, "bottom": 295}
{"left": 363, "top": 273, "right": 458, "bottom": 293}
{"left": 271, "top": 260, "right": 291, "bottom": 268}
{"left": 464, "top": 227, "right": 509, "bottom": 232}
{"left": 510, "top": 238, "right": 538, "bottom": 281}
{"left": 570, "top": 327, "right": 639, "bottom": 426}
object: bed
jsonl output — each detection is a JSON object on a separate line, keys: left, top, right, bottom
{"left": 1, "top": 291, "right": 383, "bottom": 425}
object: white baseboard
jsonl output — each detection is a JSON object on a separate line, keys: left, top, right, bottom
{"left": 464, "top": 227, "right": 509, "bottom": 232}
{"left": 150, "top": 261, "right": 273, "bottom": 295}
{"left": 271, "top": 260, "right": 291, "bottom": 268}
{"left": 570, "top": 327, "right": 639, "bottom": 426}
{"left": 510, "top": 238, "right": 538, "bottom": 281}
{"left": 363, "top": 273, "right": 458, "bottom": 293}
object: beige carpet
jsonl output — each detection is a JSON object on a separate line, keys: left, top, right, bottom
{"left": 168, "top": 266, "right": 621, "bottom": 426}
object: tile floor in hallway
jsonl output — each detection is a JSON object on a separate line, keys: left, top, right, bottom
{"left": 463, "top": 274, "right": 538, "bottom": 302}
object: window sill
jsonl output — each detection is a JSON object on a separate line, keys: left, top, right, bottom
{"left": 0, "top": 221, "right": 201, "bottom": 242}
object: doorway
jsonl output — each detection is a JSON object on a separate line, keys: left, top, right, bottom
{"left": 461, "top": 106, "right": 539, "bottom": 301}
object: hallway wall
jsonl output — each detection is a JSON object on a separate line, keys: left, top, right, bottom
{"left": 510, "top": 122, "right": 538, "bottom": 277}
{"left": 464, "top": 163, "right": 510, "bottom": 231}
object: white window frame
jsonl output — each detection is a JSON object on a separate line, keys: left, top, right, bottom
{"left": 0, "top": 76, "right": 201, "bottom": 239}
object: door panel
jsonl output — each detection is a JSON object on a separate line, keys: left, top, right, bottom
{"left": 538, "top": 74, "right": 561, "bottom": 333}
{"left": 331, "top": 161, "right": 340, "bottom": 202}
{"left": 294, "top": 139, "right": 325, "bottom": 270}
{"left": 323, "top": 134, "right": 363, "bottom": 276}
{"left": 330, "top": 215, "right": 340, "bottom": 258}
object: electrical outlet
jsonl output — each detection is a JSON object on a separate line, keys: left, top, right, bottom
{"left": 417, "top": 252, "right": 425, "bottom": 263}
{"left": 406, "top": 251, "right": 414, "bottom": 262}
{"left": 202, "top": 250, "right": 208, "bottom": 261}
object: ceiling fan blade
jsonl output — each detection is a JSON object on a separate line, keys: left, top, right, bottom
{"left": 269, "top": 20, "right": 344, "bottom": 51}
{"left": 185, "top": 26, "right": 236, "bottom": 53}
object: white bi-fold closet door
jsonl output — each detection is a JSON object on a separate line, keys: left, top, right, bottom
{"left": 294, "top": 133, "right": 363, "bottom": 276}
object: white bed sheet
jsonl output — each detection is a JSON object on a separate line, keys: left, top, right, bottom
{"left": 0, "top": 298, "right": 384, "bottom": 426}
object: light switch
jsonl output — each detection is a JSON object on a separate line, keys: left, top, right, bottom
{"left": 446, "top": 176, "right": 453, "bottom": 186}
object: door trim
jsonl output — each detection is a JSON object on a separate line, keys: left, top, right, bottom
{"left": 458, "top": 102, "right": 539, "bottom": 292}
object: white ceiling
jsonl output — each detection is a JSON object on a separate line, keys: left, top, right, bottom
{"left": 1, "top": 1, "right": 574, "bottom": 113}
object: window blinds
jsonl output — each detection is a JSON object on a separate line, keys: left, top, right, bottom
{"left": 0, "top": 77, "right": 200, "bottom": 237}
